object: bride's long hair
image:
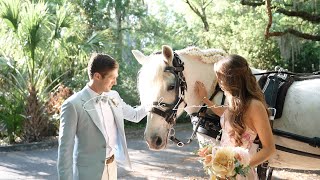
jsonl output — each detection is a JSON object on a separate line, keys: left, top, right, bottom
{"left": 214, "top": 54, "right": 269, "bottom": 146}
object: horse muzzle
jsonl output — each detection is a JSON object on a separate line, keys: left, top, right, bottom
{"left": 144, "top": 134, "right": 168, "bottom": 150}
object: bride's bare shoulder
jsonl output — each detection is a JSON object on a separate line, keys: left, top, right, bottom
{"left": 248, "top": 99, "right": 265, "bottom": 111}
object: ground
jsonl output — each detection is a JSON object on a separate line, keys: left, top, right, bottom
{"left": 0, "top": 123, "right": 319, "bottom": 179}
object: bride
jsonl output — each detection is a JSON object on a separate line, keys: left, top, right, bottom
{"left": 194, "top": 54, "right": 275, "bottom": 179}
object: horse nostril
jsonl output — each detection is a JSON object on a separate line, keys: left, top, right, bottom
{"left": 153, "top": 136, "right": 162, "bottom": 146}
{"left": 156, "top": 137, "right": 162, "bottom": 146}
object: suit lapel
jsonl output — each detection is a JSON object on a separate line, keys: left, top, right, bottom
{"left": 108, "top": 98, "right": 125, "bottom": 134}
{"left": 81, "top": 89, "right": 106, "bottom": 137}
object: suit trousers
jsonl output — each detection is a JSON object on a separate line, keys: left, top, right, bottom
{"left": 101, "top": 160, "right": 117, "bottom": 180}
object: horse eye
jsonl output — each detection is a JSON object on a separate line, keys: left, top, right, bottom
{"left": 167, "top": 84, "right": 175, "bottom": 91}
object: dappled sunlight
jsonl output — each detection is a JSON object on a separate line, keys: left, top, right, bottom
{"left": 122, "top": 127, "right": 207, "bottom": 179}
{"left": 0, "top": 148, "right": 57, "bottom": 179}
{"left": 1, "top": 0, "right": 320, "bottom": 179}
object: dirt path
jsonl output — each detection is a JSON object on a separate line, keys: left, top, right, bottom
{"left": 0, "top": 123, "right": 319, "bottom": 179}
{"left": 120, "top": 123, "right": 320, "bottom": 180}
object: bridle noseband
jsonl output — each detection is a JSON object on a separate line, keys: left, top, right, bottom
{"left": 150, "top": 52, "right": 187, "bottom": 125}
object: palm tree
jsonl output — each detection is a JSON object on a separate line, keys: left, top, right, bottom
{"left": 0, "top": 0, "right": 75, "bottom": 142}
{"left": 0, "top": 0, "right": 116, "bottom": 142}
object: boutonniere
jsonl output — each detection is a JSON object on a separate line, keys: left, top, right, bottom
{"left": 109, "top": 97, "right": 119, "bottom": 107}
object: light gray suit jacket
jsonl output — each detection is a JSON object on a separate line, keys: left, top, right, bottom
{"left": 57, "top": 87, "right": 147, "bottom": 180}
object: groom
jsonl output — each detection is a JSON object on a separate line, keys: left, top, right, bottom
{"left": 57, "top": 53, "right": 147, "bottom": 180}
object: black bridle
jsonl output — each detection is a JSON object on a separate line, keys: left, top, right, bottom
{"left": 150, "top": 52, "right": 187, "bottom": 125}
{"left": 149, "top": 51, "right": 224, "bottom": 147}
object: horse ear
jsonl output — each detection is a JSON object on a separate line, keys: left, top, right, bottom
{"left": 132, "top": 50, "right": 147, "bottom": 65}
{"left": 162, "top": 45, "right": 173, "bottom": 64}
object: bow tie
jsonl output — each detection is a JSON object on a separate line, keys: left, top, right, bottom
{"left": 95, "top": 95, "right": 108, "bottom": 104}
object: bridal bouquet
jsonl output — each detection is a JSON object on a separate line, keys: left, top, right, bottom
{"left": 198, "top": 144, "right": 251, "bottom": 179}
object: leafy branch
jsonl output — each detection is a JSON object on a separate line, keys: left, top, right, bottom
{"left": 240, "top": 0, "right": 320, "bottom": 41}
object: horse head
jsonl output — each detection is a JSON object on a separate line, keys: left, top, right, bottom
{"left": 132, "top": 45, "right": 226, "bottom": 150}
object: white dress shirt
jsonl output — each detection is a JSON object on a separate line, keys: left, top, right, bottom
{"left": 85, "top": 85, "right": 117, "bottom": 158}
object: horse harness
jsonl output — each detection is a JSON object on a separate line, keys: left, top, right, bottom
{"left": 255, "top": 70, "right": 320, "bottom": 159}
{"left": 170, "top": 84, "right": 226, "bottom": 147}
{"left": 148, "top": 51, "right": 224, "bottom": 147}
{"left": 255, "top": 70, "right": 320, "bottom": 179}
{"left": 150, "top": 52, "right": 187, "bottom": 124}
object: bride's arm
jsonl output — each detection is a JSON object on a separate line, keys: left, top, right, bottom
{"left": 202, "top": 97, "right": 226, "bottom": 117}
{"left": 247, "top": 99, "right": 276, "bottom": 167}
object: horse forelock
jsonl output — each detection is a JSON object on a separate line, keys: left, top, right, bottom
{"left": 177, "top": 46, "right": 227, "bottom": 64}
{"left": 137, "top": 55, "right": 166, "bottom": 106}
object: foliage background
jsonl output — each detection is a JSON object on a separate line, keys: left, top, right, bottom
{"left": 0, "top": 0, "right": 319, "bottom": 142}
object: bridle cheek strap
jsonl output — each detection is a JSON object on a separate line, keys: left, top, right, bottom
{"left": 150, "top": 51, "right": 187, "bottom": 125}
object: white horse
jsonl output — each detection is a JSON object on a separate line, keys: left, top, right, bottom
{"left": 132, "top": 45, "right": 320, "bottom": 172}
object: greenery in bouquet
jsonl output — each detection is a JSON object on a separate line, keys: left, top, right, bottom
{"left": 198, "top": 144, "right": 251, "bottom": 180}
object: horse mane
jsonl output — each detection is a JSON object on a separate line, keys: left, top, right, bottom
{"left": 177, "top": 46, "right": 227, "bottom": 64}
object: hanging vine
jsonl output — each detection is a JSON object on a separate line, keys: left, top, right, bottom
{"left": 277, "top": 34, "right": 301, "bottom": 71}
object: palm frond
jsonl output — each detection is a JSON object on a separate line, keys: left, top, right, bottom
{"left": 83, "top": 29, "right": 113, "bottom": 51}
{"left": 42, "top": 70, "right": 70, "bottom": 94}
{"left": 9, "top": 71, "right": 28, "bottom": 95}
{"left": 0, "top": 73, "right": 27, "bottom": 99}
{"left": 0, "top": 0, "right": 20, "bottom": 31}
{"left": 0, "top": 57, "right": 27, "bottom": 97}
{"left": 19, "top": 1, "right": 48, "bottom": 60}
{"left": 51, "top": 3, "right": 73, "bottom": 40}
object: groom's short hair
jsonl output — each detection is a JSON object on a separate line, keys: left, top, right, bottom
{"left": 87, "top": 53, "right": 119, "bottom": 79}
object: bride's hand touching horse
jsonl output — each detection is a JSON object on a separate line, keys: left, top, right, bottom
{"left": 194, "top": 81, "right": 226, "bottom": 117}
